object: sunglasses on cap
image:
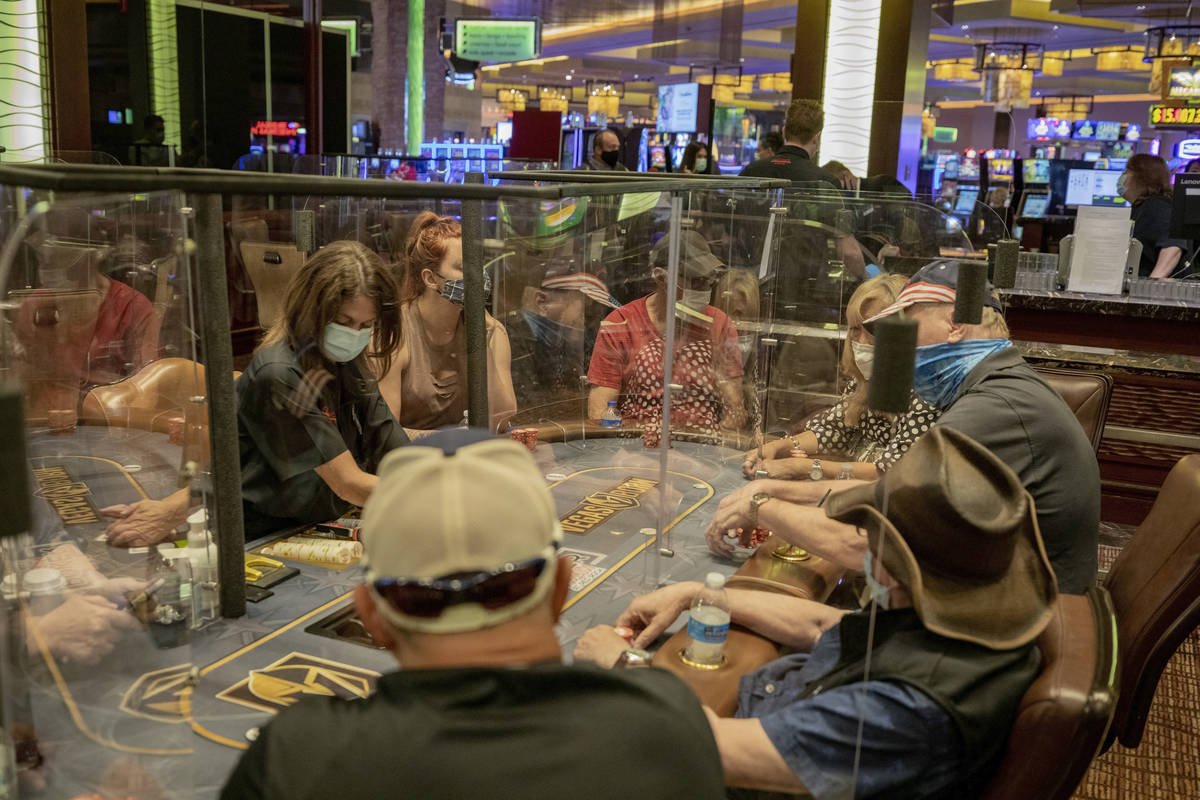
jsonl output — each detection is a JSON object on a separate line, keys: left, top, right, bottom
{"left": 372, "top": 552, "right": 554, "bottom": 619}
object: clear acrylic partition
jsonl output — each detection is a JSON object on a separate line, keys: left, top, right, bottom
{"left": 0, "top": 186, "right": 215, "bottom": 796}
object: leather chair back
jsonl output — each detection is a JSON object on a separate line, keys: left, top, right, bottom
{"left": 1033, "top": 367, "right": 1113, "bottom": 454}
{"left": 1102, "top": 453, "right": 1200, "bottom": 749}
{"left": 238, "top": 241, "right": 306, "bottom": 329}
{"left": 979, "top": 587, "right": 1120, "bottom": 800}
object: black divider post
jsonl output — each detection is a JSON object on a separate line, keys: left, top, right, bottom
{"left": 0, "top": 384, "right": 30, "bottom": 539}
{"left": 462, "top": 172, "right": 489, "bottom": 429}
{"left": 868, "top": 315, "right": 919, "bottom": 415}
{"left": 190, "top": 193, "right": 246, "bottom": 619}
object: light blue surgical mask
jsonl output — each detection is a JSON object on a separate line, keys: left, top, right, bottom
{"left": 912, "top": 338, "right": 1012, "bottom": 407}
{"left": 863, "top": 549, "right": 890, "bottom": 610}
{"left": 1116, "top": 171, "right": 1129, "bottom": 199}
{"left": 694, "top": 157, "right": 708, "bottom": 173}
{"left": 323, "top": 322, "right": 372, "bottom": 363}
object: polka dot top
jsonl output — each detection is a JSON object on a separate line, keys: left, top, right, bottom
{"left": 805, "top": 379, "right": 941, "bottom": 472}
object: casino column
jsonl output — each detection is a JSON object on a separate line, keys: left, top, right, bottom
{"left": 790, "top": 0, "right": 930, "bottom": 191}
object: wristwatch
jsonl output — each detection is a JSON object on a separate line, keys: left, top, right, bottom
{"left": 615, "top": 648, "right": 653, "bottom": 669}
{"left": 750, "top": 491, "right": 771, "bottom": 526}
{"left": 809, "top": 459, "right": 824, "bottom": 481}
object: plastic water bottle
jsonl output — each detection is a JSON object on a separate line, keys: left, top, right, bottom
{"left": 684, "top": 573, "right": 731, "bottom": 667}
{"left": 186, "top": 509, "right": 219, "bottom": 627}
{"left": 600, "top": 400, "right": 622, "bottom": 428}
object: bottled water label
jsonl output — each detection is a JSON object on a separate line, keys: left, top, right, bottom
{"left": 687, "top": 617, "right": 729, "bottom": 644}
{"left": 599, "top": 417, "right": 621, "bottom": 428}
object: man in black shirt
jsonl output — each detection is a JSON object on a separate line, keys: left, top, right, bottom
{"left": 740, "top": 99, "right": 840, "bottom": 189}
{"left": 221, "top": 429, "right": 724, "bottom": 800}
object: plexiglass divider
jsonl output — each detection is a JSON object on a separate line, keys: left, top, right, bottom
{"left": 0, "top": 164, "right": 789, "bottom": 797}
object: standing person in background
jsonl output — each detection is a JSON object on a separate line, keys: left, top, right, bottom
{"left": 682, "top": 142, "right": 714, "bottom": 175}
{"left": 754, "top": 132, "right": 783, "bottom": 162}
{"left": 739, "top": 100, "right": 840, "bottom": 189}
{"left": 378, "top": 212, "right": 517, "bottom": 435}
{"left": 582, "top": 129, "right": 628, "bottom": 172}
{"left": 1119, "top": 154, "right": 1188, "bottom": 278}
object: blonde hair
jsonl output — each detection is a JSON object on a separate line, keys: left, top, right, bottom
{"left": 842, "top": 274, "right": 907, "bottom": 424}
{"left": 712, "top": 270, "right": 761, "bottom": 322}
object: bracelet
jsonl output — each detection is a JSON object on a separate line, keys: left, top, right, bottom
{"left": 789, "top": 435, "right": 802, "bottom": 450}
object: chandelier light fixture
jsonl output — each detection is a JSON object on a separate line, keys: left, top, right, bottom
{"left": 930, "top": 58, "right": 977, "bottom": 81}
{"left": 538, "top": 85, "right": 571, "bottom": 113}
{"left": 1092, "top": 45, "right": 1149, "bottom": 72}
{"left": 974, "top": 42, "right": 1044, "bottom": 111}
{"left": 497, "top": 88, "right": 528, "bottom": 112}
{"left": 1143, "top": 26, "right": 1200, "bottom": 60}
{"left": 1037, "top": 95, "right": 1094, "bottom": 121}
{"left": 586, "top": 80, "right": 623, "bottom": 117}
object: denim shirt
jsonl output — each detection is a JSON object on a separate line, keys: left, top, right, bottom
{"left": 734, "top": 622, "right": 965, "bottom": 800}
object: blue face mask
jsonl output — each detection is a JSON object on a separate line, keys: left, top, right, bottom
{"left": 437, "top": 269, "right": 493, "bottom": 307}
{"left": 912, "top": 338, "right": 1012, "bottom": 408}
{"left": 521, "top": 309, "right": 584, "bottom": 351}
{"left": 863, "top": 549, "right": 890, "bottom": 611}
{"left": 323, "top": 322, "right": 372, "bottom": 363}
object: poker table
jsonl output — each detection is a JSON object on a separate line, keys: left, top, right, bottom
{"left": 16, "top": 431, "right": 842, "bottom": 799}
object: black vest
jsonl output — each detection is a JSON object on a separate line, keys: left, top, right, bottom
{"left": 801, "top": 608, "right": 1040, "bottom": 800}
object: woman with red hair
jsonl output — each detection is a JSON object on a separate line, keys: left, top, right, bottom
{"left": 1120, "top": 154, "right": 1188, "bottom": 278}
{"left": 378, "top": 212, "right": 516, "bottom": 434}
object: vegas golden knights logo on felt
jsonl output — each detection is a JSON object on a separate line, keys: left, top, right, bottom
{"left": 558, "top": 477, "right": 659, "bottom": 534}
{"left": 216, "top": 652, "right": 381, "bottom": 714}
{"left": 120, "top": 664, "right": 194, "bottom": 723}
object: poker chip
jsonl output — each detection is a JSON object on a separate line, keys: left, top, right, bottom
{"left": 545, "top": 473, "right": 567, "bottom": 482}
{"left": 245, "top": 727, "right": 260, "bottom": 742}
{"left": 122, "top": 464, "right": 142, "bottom": 473}
{"left": 692, "top": 483, "right": 706, "bottom": 489}
{"left": 614, "top": 626, "right": 634, "bottom": 641}
{"left": 639, "top": 527, "right": 656, "bottom": 536}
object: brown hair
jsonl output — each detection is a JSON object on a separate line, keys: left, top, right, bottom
{"left": 784, "top": 99, "right": 824, "bottom": 145}
{"left": 399, "top": 211, "right": 463, "bottom": 304}
{"left": 1126, "top": 153, "right": 1172, "bottom": 198}
{"left": 259, "top": 240, "right": 402, "bottom": 378}
{"left": 842, "top": 273, "right": 907, "bottom": 424}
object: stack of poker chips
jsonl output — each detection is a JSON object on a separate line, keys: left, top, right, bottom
{"left": 508, "top": 427, "right": 539, "bottom": 453}
{"left": 167, "top": 416, "right": 185, "bottom": 445}
{"left": 263, "top": 538, "right": 363, "bottom": 565}
{"left": 738, "top": 526, "right": 771, "bottom": 548}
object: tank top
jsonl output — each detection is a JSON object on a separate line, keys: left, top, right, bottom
{"left": 398, "top": 301, "right": 469, "bottom": 430}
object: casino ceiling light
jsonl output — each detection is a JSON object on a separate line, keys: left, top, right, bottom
{"left": 1143, "top": 26, "right": 1200, "bottom": 60}
{"left": 929, "top": 58, "right": 976, "bottom": 82}
{"left": 974, "top": 42, "right": 1044, "bottom": 112}
{"left": 496, "top": 88, "right": 528, "bottom": 112}
{"left": 1092, "top": 45, "right": 1149, "bottom": 72}
{"left": 586, "top": 80, "right": 622, "bottom": 117}
{"left": 538, "top": 85, "right": 571, "bottom": 113}
{"left": 1037, "top": 95, "right": 1094, "bottom": 122}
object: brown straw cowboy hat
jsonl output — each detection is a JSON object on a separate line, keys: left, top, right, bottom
{"left": 825, "top": 426, "right": 1058, "bottom": 650}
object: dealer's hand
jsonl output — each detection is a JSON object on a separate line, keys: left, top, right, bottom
{"left": 615, "top": 581, "right": 700, "bottom": 649}
{"left": 28, "top": 594, "right": 140, "bottom": 665}
{"left": 705, "top": 490, "right": 759, "bottom": 557}
{"left": 574, "top": 625, "right": 632, "bottom": 669}
{"left": 742, "top": 438, "right": 793, "bottom": 478}
{"left": 100, "top": 496, "right": 187, "bottom": 547}
{"left": 83, "top": 576, "right": 149, "bottom": 606}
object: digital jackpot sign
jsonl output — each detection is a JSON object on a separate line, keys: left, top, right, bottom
{"left": 1149, "top": 104, "right": 1200, "bottom": 128}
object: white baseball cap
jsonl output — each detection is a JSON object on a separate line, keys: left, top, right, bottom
{"left": 360, "top": 430, "right": 563, "bottom": 634}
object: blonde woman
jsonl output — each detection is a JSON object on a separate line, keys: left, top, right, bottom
{"left": 742, "top": 274, "right": 939, "bottom": 480}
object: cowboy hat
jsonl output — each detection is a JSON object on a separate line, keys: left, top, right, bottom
{"left": 825, "top": 426, "right": 1057, "bottom": 650}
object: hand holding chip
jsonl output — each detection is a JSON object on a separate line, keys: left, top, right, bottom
{"left": 100, "top": 492, "right": 189, "bottom": 547}
{"left": 573, "top": 625, "right": 631, "bottom": 668}
{"left": 28, "top": 593, "right": 140, "bottom": 665}
{"left": 614, "top": 581, "right": 700, "bottom": 649}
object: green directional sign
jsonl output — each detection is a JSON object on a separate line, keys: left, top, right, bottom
{"left": 455, "top": 18, "right": 541, "bottom": 63}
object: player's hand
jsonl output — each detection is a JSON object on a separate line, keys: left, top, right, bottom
{"left": 574, "top": 625, "right": 631, "bottom": 669}
{"left": 705, "top": 491, "right": 757, "bottom": 557}
{"left": 757, "top": 457, "right": 814, "bottom": 481}
{"left": 742, "top": 438, "right": 791, "bottom": 478}
{"left": 616, "top": 581, "right": 700, "bottom": 649}
{"left": 100, "top": 499, "right": 184, "bottom": 547}
{"left": 82, "top": 576, "right": 149, "bottom": 606}
{"left": 27, "top": 594, "right": 140, "bottom": 665}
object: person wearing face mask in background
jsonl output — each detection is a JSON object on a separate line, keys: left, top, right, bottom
{"left": 581, "top": 129, "right": 629, "bottom": 171}
{"left": 506, "top": 265, "right": 621, "bottom": 415}
{"left": 742, "top": 274, "right": 939, "bottom": 482}
{"left": 103, "top": 242, "right": 410, "bottom": 545}
{"left": 1120, "top": 154, "right": 1189, "bottom": 279}
{"left": 378, "top": 212, "right": 517, "bottom": 435}
{"left": 587, "top": 230, "right": 745, "bottom": 439}
{"left": 682, "top": 141, "right": 714, "bottom": 175}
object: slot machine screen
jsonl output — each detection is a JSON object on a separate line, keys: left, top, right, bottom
{"left": 953, "top": 187, "right": 979, "bottom": 214}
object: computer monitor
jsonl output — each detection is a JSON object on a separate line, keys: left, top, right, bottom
{"left": 1019, "top": 191, "right": 1050, "bottom": 218}
{"left": 953, "top": 187, "right": 979, "bottom": 214}
{"left": 1064, "top": 169, "right": 1128, "bottom": 208}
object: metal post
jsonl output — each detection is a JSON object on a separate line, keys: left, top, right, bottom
{"left": 462, "top": 172, "right": 489, "bottom": 429}
{"left": 652, "top": 193, "right": 684, "bottom": 578}
{"left": 405, "top": 0, "right": 425, "bottom": 155}
{"left": 190, "top": 193, "right": 246, "bottom": 619}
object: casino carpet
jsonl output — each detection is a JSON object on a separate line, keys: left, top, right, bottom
{"left": 1071, "top": 538, "right": 1200, "bottom": 800}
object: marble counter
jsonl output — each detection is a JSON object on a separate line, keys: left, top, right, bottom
{"left": 1000, "top": 287, "right": 1200, "bottom": 322}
